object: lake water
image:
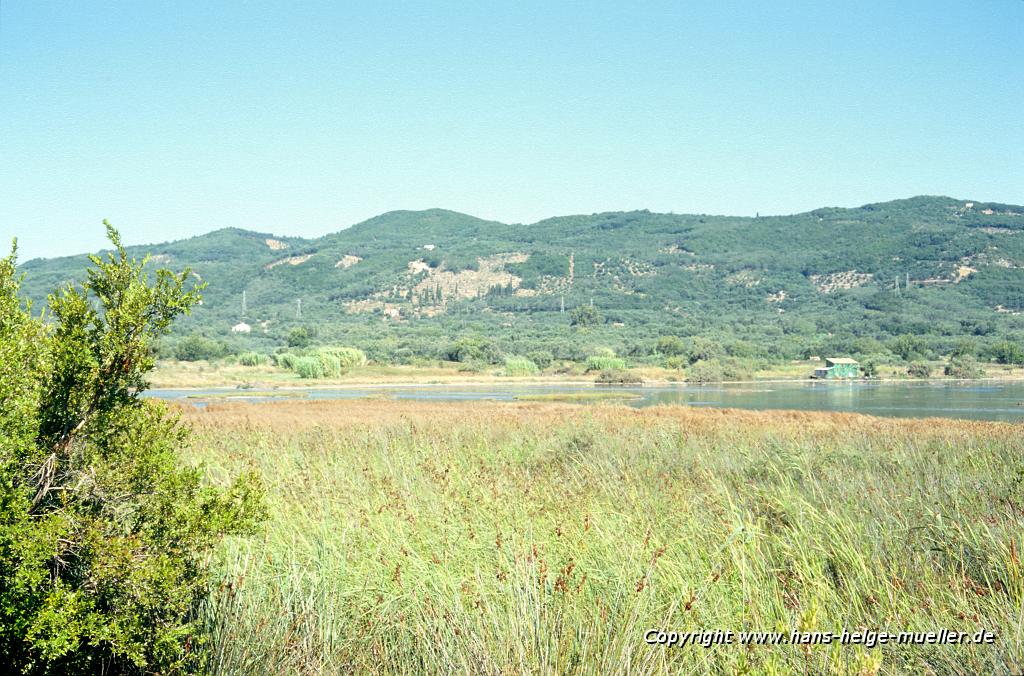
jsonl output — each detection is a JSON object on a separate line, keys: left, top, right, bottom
{"left": 148, "top": 380, "right": 1024, "bottom": 422}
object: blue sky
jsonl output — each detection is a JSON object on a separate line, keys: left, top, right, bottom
{"left": 1, "top": 1, "right": 1022, "bottom": 261}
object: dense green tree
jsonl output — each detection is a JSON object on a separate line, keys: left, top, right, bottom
{"left": 990, "top": 340, "right": 1024, "bottom": 365}
{"left": 0, "top": 226, "right": 264, "bottom": 673}
{"left": 686, "top": 336, "right": 723, "bottom": 365}
{"left": 570, "top": 305, "right": 602, "bottom": 327}
{"left": 655, "top": 335, "right": 686, "bottom": 356}
{"left": 891, "top": 334, "right": 930, "bottom": 362}
{"left": 174, "top": 334, "right": 228, "bottom": 361}
{"left": 287, "top": 327, "right": 312, "bottom": 348}
{"left": 445, "top": 335, "right": 503, "bottom": 364}
{"left": 950, "top": 338, "right": 978, "bottom": 358}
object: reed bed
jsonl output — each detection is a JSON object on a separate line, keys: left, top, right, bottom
{"left": 180, "top": 400, "right": 1024, "bottom": 674}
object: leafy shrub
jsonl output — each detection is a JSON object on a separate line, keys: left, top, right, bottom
{"left": 720, "top": 358, "right": 753, "bottom": 381}
{"left": 595, "top": 369, "right": 643, "bottom": 384}
{"left": 174, "top": 334, "right": 228, "bottom": 361}
{"left": 990, "top": 340, "right": 1024, "bottom": 365}
{"left": 950, "top": 339, "right": 978, "bottom": 358}
{"left": 687, "top": 359, "right": 724, "bottom": 384}
{"left": 504, "top": 355, "right": 540, "bottom": 376}
{"left": 526, "top": 350, "right": 553, "bottom": 370}
{"left": 686, "top": 336, "right": 723, "bottom": 365}
{"left": 664, "top": 355, "right": 688, "bottom": 370}
{"left": 944, "top": 356, "right": 984, "bottom": 379}
{"left": 0, "top": 227, "right": 263, "bottom": 673}
{"left": 891, "top": 334, "right": 930, "bottom": 362}
{"left": 907, "top": 361, "right": 932, "bottom": 378}
{"left": 294, "top": 356, "right": 326, "bottom": 379}
{"left": 275, "top": 352, "right": 299, "bottom": 370}
{"left": 239, "top": 351, "right": 269, "bottom": 366}
{"left": 570, "top": 305, "right": 602, "bottom": 327}
{"left": 445, "top": 336, "right": 503, "bottom": 364}
{"left": 320, "top": 346, "right": 368, "bottom": 369}
{"left": 655, "top": 335, "right": 686, "bottom": 356}
{"left": 585, "top": 356, "right": 626, "bottom": 372}
{"left": 287, "top": 327, "right": 312, "bottom": 348}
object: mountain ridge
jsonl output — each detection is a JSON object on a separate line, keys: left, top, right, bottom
{"left": 14, "top": 195, "right": 1024, "bottom": 363}
{"left": 23, "top": 194, "right": 1021, "bottom": 266}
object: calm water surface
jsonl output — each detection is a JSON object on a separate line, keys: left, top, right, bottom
{"left": 148, "top": 381, "right": 1024, "bottom": 422}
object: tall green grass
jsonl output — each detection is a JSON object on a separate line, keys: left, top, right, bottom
{"left": 504, "top": 355, "right": 540, "bottom": 376}
{"left": 238, "top": 351, "right": 270, "bottom": 367}
{"left": 274, "top": 347, "right": 368, "bottom": 379}
{"left": 186, "top": 405, "right": 1024, "bottom": 674}
{"left": 585, "top": 356, "right": 626, "bottom": 372}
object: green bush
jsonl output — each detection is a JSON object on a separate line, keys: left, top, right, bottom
{"left": 686, "top": 337, "right": 723, "bottom": 365}
{"left": 664, "top": 355, "right": 688, "bottom": 370}
{"left": 320, "top": 346, "right": 368, "bottom": 369}
{"left": 275, "top": 352, "right": 299, "bottom": 370}
{"left": 720, "top": 358, "right": 753, "bottom": 381}
{"left": 944, "top": 356, "right": 984, "bottom": 379}
{"left": 585, "top": 356, "right": 626, "bottom": 372}
{"left": 891, "top": 334, "right": 930, "bottom": 362}
{"left": 594, "top": 369, "right": 643, "bottom": 384}
{"left": 445, "top": 336, "right": 503, "bottom": 364}
{"left": 990, "top": 340, "right": 1024, "bottom": 365}
{"left": 526, "top": 350, "right": 553, "bottom": 370}
{"left": 687, "top": 359, "right": 724, "bottom": 384}
{"left": 294, "top": 356, "right": 326, "bottom": 379}
{"left": 174, "top": 334, "right": 228, "bottom": 361}
{"left": 570, "top": 305, "right": 602, "bottom": 327}
{"left": 655, "top": 335, "right": 686, "bottom": 356}
{"left": 504, "top": 355, "right": 540, "bottom": 376}
{"left": 0, "top": 226, "right": 263, "bottom": 673}
{"left": 239, "top": 351, "right": 269, "bottom": 366}
{"left": 287, "top": 327, "right": 312, "bottom": 348}
{"left": 907, "top": 361, "right": 932, "bottom": 378}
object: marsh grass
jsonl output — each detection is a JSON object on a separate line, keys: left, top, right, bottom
{"left": 514, "top": 392, "right": 643, "bottom": 403}
{"left": 182, "top": 401, "right": 1024, "bottom": 674}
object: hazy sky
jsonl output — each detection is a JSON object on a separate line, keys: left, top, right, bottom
{"left": 2, "top": 1, "right": 1022, "bottom": 261}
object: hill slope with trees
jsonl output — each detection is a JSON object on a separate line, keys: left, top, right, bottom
{"left": 17, "top": 196, "right": 1024, "bottom": 366}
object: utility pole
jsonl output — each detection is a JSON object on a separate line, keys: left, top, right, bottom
{"left": 296, "top": 298, "right": 302, "bottom": 319}
{"left": 560, "top": 295, "right": 565, "bottom": 313}
{"left": 241, "top": 290, "right": 247, "bottom": 317}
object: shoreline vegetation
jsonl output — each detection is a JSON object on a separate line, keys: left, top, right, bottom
{"left": 149, "top": 358, "right": 1024, "bottom": 390}
{"left": 185, "top": 399, "right": 1023, "bottom": 673}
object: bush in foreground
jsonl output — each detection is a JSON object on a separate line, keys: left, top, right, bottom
{"left": 0, "top": 226, "right": 263, "bottom": 673}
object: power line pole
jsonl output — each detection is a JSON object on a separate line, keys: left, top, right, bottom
{"left": 241, "top": 290, "right": 247, "bottom": 317}
{"left": 296, "top": 298, "right": 302, "bottom": 320}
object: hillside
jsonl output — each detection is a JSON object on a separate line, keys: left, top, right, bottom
{"left": 16, "top": 197, "right": 1024, "bottom": 363}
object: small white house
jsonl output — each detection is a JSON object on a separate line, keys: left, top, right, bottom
{"left": 231, "top": 322, "right": 251, "bottom": 333}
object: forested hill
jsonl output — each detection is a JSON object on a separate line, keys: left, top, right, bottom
{"left": 16, "top": 196, "right": 1024, "bottom": 361}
